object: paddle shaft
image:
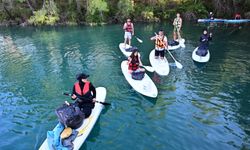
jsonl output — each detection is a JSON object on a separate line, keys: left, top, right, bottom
{"left": 63, "top": 93, "right": 111, "bottom": 106}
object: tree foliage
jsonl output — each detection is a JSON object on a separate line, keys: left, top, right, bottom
{"left": 0, "top": 0, "right": 250, "bottom": 25}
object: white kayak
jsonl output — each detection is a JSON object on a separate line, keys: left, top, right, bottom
{"left": 149, "top": 50, "right": 170, "bottom": 76}
{"left": 192, "top": 47, "right": 210, "bottom": 63}
{"left": 121, "top": 61, "right": 158, "bottom": 98}
{"left": 119, "top": 43, "right": 133, "bottom": 57}
{"left": 39, "top": 87, "right": 107, "bottom": 150}
{"left": 168, "top": 38, "right": 185, "bottom": 50}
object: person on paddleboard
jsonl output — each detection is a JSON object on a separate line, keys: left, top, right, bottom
{"left": 71, "top": 73, "right": 96, "bottom": 118}
{"left": 123, "top": 18, "right": 134, "bottom": 47}
{"left": 150, "top": 30, "right": 168, "bottom": 60}
{"left": 208, "top": 12, "right": 214, "bottom": 20}
{"left": 196, "top": 29, "right": 212, "bottom": 56}
{"left": 127, "top": 49, "right": 145, "bottom": 74}
{"left": 173, "top": 13, "right": 182, "bottom": 41}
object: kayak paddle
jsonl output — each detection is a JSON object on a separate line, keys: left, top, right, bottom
{"left": 63, "top": 92, "right": 111, "bottom": 106}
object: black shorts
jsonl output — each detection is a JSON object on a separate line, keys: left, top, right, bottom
{"left": 155, "top": 50, "right": 165, "bottom": 57}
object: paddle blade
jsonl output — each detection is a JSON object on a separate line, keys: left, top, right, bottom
{"left": 175, "top": 61, "right": 183, "bottom": 69}
{"left": 136, "top": 37, "right": 143, "bottom": 43}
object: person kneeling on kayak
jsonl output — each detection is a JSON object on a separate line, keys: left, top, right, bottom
{"left": 128, "top": 50, "right": 145, "bottom": 80}
{"left": 71, "top": 73, "right": 96, "bottom": 118}
{"left": 196, "top": 29, "right": 212, "bottom": 56}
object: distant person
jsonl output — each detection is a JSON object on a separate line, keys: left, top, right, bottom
{"left": 208, "top": 12, "right": 214, "bottom": 20}
{"left": 234, "top": 13, "right": 241, "bottom": 20}
{"left": 150, "top": 30, "right": 168, "bottom": 60}
{"left": 123, "top": 18, "right": 134, "bottom": 47}
{"left": 71, "top": 73, "right": 96, "bottom": 118}
{"left": 127, "top": 49, "right": 145, "bottom": 74}
{"left": 172, "top": 13, "right": 182, "bottom": 41}
{"left": 196, "top": 29, "right": 212, "bottom": 56}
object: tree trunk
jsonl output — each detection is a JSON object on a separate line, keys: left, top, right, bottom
{"left": 26, "top": 0, "right": 35, "bottom": 14}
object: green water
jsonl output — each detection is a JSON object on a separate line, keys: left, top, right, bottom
{"left": 0, "top": 23, "right": 250, "bottom": 150}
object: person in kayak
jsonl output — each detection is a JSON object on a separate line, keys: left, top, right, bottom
{"left": 150, "top": 30, "right": 168, "bottom": 60}
{"left": 127, "top": 49, "right": 145, "bottom": 74}
{"left": 71, "top": 73, "right": 96, "bottom": 118}
{"left": 123, "top": 18, "right": 134, "bottom": 47}
{"left": 172, "top": 13, "right": 182, "bottom": 41}
{"left": 196, "top": 29, "right": 212, "bottom": 56}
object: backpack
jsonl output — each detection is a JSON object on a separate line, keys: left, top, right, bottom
{"left": 55, "top": 103, "right": 85, "bottom": 129}
{"left": 132, "top": 71, "right": 145, "bottom": 80}
{"left": 168, "top": 40, "right": 179, "bottom": 46}
{"left": 125, "top": 46, "right": 138, "bottom": 52}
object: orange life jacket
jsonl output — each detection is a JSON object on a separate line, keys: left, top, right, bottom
{"left": 125, "top": 23, "right": 133, "bottom": 32}
{"left": 74, "top": 81, "right": 90, "bottom": 96}
{"left": 155, "top": 36, "right": 166, "bottom": 49}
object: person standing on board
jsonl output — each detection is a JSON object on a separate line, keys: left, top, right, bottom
{"left": 127, "top": 49, "right": 145, "bottom": 74}
{"left": 71, "top": 73, "right": 96, "bottom": 118}
{"left": 150, "top": 30, "right": 168, "bottom": 60}
{"left": 196, "top": 29, "right": 212, "bottom": 56}
{"left": 172, "top": 13, "right": 182, "bottom": 41}
{"left": 208, "top": 12, "right": 214, "bottom": 20}
{"left": 123, "top": 18, "right": 134, "bottom": 47}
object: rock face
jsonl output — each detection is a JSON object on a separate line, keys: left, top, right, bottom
{"left": 244, "top": 12, "right": 250, "bottom": 19}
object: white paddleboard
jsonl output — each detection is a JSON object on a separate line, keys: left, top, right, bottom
{"left": 39, "top": 87, "right": 107, "bottom": 150}
{"left": 192, "top": 47, "right": 210, "bottom": 63}
{"left": 149, "top": 50, "right": 170, "bottom": 76}
{"left": 121, "top": 61, "right": 158, "bottom": 98}
{"left": 119, "top": 43, "right": 133, "bottom": 57}
{"left": 168, "top": 38, "right": 185, "bottom": 50}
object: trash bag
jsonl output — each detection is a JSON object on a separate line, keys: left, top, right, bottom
{"left": 196, "top": 47, "right": 208, "bottom": 56}
{"left": 55, "top": 103, "right": 85, "bottom": 129}
{"left": 168, "top": 40, "right": 179, "bottom": 46}
{"left": 132, "top": 71, "right": 145, "bottom": 80}
{"left": 125, "top": 46, "right": 138, "bottom": 52}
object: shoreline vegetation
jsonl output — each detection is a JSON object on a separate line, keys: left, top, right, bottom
{"left": 0, "top": 0, "right": 250, "bottom": 27}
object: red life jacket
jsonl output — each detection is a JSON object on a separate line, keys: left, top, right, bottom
{"left": 128, "top": 56, "right": 139, "bottom": 71}
{"left": 74, "top": 81, "right": 90, "bottom": 96}
{"left": 125, "top": 23, "right": 133, "bottom": 32}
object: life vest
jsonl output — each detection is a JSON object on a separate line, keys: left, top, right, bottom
{"left": 128, "top": 56, "right": 139, "bottom": 71}
{"left": 155, "top": 36, "right": 166, "bottom": 49}
{"left": 74, "top": 81, "right": 90, "bottom": 96}
{"left": 125, "top": 23, "right": 133, "bottom": 32}
{"left": 174, "top": 18, "right": 181, "bottom": 26}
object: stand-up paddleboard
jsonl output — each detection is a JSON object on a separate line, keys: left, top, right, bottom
{"left": 192, "top": 47, "right": 210, "bottom": 63}
{"left": 198, "top": 18, "right": 224, "bottom": 23}
{"left": 198, "top": 18, "right": 250, "bottom": 23}
{"left": 39, "top": 87, "right": 107, "bottom": 150}
{"left": 119, "top": 43, "right": 133, "bottom": 57}
{"left": 224, "top": 19, "right": 250, "bottom": 23}
{"left": 121, "top": 61, "right": 158, "bottom": 98}
{"left": 149, "top": 50, "right": 170, "bottom": 76}
{"left": 168, "top": 38, "right": 185, "bottom": 50}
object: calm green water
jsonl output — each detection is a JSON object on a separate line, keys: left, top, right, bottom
{"left": 0, "top": 23, "right": 250, "bottom": 150}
